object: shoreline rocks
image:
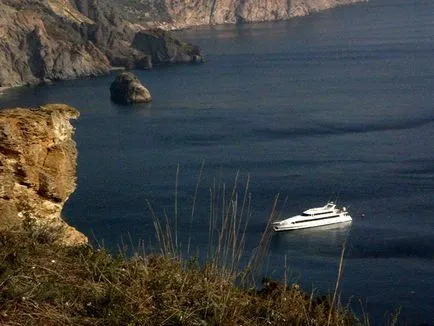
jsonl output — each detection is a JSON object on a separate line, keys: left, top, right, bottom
{"left": 0, "top": 0, "right": 204, "bottom": 89}
{"left": 0, "top": 0, "right": 364, "bottom": 89}
{"left": 116, "top": 0, "right": 368, "bottom": 30}
{"left": 0, "top": 104, "right": 87, "bottom": 246}
{"left": 110, "top": 72, "right": 152, "bottom": 104}
{"left": 132, "top": 29, "right": 204, "bottom": 65}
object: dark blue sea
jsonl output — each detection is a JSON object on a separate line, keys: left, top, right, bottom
{"left": 1, "top": 0, "right": 433, "bottom": 323}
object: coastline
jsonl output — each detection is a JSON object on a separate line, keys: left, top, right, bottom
{"left": 121, "top": 0, "right": 369, "bottom": 31}
{"left": 0, "top": 0, "right": 366, "bottom": 92}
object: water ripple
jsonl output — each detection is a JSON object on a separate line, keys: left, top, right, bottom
{"left": 255, "top": 115, "right": 434, "bottom": 139}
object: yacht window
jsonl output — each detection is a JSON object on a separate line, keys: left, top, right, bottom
{"left": 295, "top": 215, "right": 340, "bottom": 223}
{"left": 303, "top": 211, "right": 333, "bottom": 216}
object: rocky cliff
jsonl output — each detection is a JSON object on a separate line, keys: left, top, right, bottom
{"left": 117, "top": 0, "right": 367, "bottom": 29}
{"left": 0, "top": 104, "right": 87, "bottom": 246}
{"left": 0, "top": 0, "right": 109, "bottom": 87}
{"left": 0, "top": 0, "right": 365, "bottom": 87}
{"left": 0, "top": 0, "right": 202, "bottom": 88}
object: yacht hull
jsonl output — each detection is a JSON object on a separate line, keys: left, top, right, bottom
{"left": 273, "top": 215, "right": 352, "bottom": 231}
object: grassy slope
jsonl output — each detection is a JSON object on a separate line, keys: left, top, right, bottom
{"left": 0, "top": 230, "right": 367, "bottom": 326}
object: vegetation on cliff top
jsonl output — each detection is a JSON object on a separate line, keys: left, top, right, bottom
{"left": 0, "top": 229, "right": 369, "bottom": 326}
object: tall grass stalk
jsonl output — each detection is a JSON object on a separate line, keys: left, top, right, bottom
{"left": 187, "top": 160, "right": 205, "bottom": 254}
{"left": 174, "top": 163, "right": 180, "bottom": 249}
{"left": 359, "top": 299, "right": 371, "bottom": 326}
{"left": 148, "top": 166, "right": 261, "bottom": 280}
{"left": 328, "top": 242, "right": 347, "bottom": 326}
{"left": 243, "top": 194, "right": 279, "bottom": 284}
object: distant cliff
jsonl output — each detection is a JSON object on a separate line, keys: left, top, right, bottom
{"left": 0, "top": 0, "right": 365, "bottom": 87}
{"left": 0, "top": 0, "right": 202, "bottom": 88}
{"left": 117, "top": 0, "right": 368, "bottom": 30}
{"left": 0, "top": 104, "right": 86, "bottom": 246}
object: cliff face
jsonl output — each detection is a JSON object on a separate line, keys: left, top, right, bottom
{"left": 0, "top": 0, "right": 110, "bottom": 87}
{"left": 0, "top": 104, "right": 87, "bottom": 246}
{"left": 0, "top": 0, "right": 365, "bottom": 87}
{"left": 0, "top": 0, "right": 203, "bottom": 88}
{"left": 118, "top": 0, "right": 367, "bottom": 29}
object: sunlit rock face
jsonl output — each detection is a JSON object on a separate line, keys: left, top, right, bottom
{"left": 116, "top": 0, "right": 367, "bottom": 29}
{"left": 0, "top": 104, "right": 87, "bottom": 246}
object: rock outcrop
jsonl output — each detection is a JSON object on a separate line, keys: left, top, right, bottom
{"left": 0, "top": 0, "right": 110, "bottom": 88}
{"left": 0, "top": 104, "right": 87, "bottom": 246}
{"left": 117, "top": 0, "right": 368, "bottom": 29}
{"left": 0, "top": 0, "right": 203, "bottom": 88}
{"left": 133, "top": 29, "right": 204, "bottom": 65}
{"left": 110, "top": 72, "right": 152, "bottom": 104}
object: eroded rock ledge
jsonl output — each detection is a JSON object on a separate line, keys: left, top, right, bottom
{"left": 0, "top": 104, "right": 87, "bottom": 246}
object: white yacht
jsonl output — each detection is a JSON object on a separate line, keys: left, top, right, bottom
{"left": 272, "top": 202, "right": 352, "bottom": 232}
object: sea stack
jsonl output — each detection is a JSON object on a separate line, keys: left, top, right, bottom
{"left": 0, "top": 104, "right": 87, "bottom": 246}
{"left": 110, "top": 72, "right": 152, "bottom": 104}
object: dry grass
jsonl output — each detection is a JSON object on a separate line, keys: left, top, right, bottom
{"left": 0, "top": 230, "right": 363, "bottom": 326}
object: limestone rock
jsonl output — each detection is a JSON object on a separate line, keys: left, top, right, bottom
{"left": 0, "top": 0, "right": 204, "bottom": 88}
{"left": 116, "top": 0, "right": 367, "bottom": 29}
{"left": 110, "top": 72, "right": 152, "bottom": 104}
{"left": 0, "top": 1, "right": 111, "bottom": 87}
{"left": 0, "top": 104, "right": 87, "bottom": 246}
